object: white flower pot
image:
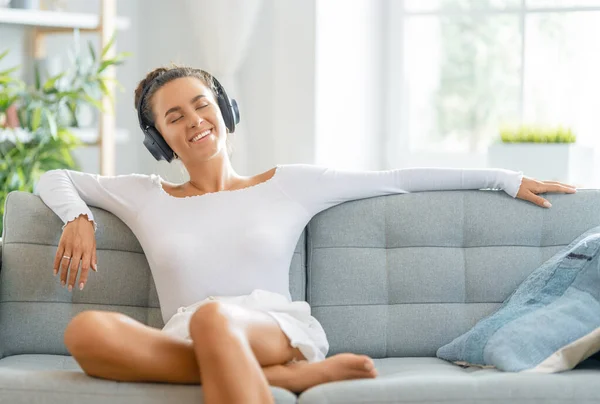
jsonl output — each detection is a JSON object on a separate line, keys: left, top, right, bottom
{"left": 487, "top": 143, "right": 595, "bottom": 188}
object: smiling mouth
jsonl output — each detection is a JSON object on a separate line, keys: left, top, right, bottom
{"left": 189, "top": 129, "right": 212, "bottom": 143}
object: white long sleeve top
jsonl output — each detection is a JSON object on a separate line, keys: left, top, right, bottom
{"left": 36, "top": 164, "right": 523, "bottom": 323}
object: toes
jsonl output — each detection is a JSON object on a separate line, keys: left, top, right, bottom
{"left": 351, "top": 367, "right": 378, "bottom": 379}
{"left": 360, "top": 355, "right": 375, "bottom": 370}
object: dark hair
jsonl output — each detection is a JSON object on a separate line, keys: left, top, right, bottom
{"left": 134, "top": 64, "right": 233, "bottom": 159}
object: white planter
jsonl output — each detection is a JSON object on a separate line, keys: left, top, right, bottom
{"left": 487, "top": 143, "right": 595, "bottom": 188}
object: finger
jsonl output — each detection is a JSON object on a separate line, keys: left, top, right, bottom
{"left": 53, "top": 245, "right": 65, "bottom": 276}
{"left": 528, "top": 191, "right": 552, "bottom": 208}
{"left": 78, "top": 251, "right": 92, "bottom": 291}
{"left": 67, "top": 250, "right": 83, "bottom": 292}
{"left": 60, "top": 250, "right": 72, "bottom": 287}
{"left": 544, "top": 181, "right": 577, "bottom": 190}
{"left": 91, "top": 246, "right": 98, "bottom": 272}
{"left": 548, "top": 183, "right": 577, "bottom": 193}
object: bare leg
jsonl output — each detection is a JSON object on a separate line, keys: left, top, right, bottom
{"left": 64, "top": 308, "right": 377, "bottom": 392}
{"left": 188, "top": 302, "right": 273, "bottom": 404}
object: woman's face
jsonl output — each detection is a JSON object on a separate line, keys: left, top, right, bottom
{"left": 152, "top": 77, "right": 227, "bottom": 162}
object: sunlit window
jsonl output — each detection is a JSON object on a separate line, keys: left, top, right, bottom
{"left": 395, "top": 0, "right": 600, "bottom": 153}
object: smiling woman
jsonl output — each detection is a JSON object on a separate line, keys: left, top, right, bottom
{"left": 34, "top": 63, "right": 578, "bottom": 404}
{"left": 134, "top": 66, "right": 236, "bottom": 163}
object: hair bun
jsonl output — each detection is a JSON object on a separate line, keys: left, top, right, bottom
{"left": 134, "top": 67, "right": 169, "bottom": 112}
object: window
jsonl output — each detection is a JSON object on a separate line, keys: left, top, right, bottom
{"left": 389, "top": 0, "right": 600, "bottom": 156}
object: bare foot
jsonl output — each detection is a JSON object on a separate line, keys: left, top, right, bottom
{"left": 265, "top": 353, "right": 378, "bottom": 393}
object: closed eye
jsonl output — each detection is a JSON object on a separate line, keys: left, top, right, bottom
{"left": 169, "top": 105, "right": 208, "bottom": 124}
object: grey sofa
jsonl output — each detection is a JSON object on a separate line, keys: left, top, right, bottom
{"left": 1, "top": 187, "right": 600, "bottom": 404}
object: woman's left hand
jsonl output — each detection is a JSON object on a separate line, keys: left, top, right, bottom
{"left": 516, "top": 176, "right": 577, "bottom": 208}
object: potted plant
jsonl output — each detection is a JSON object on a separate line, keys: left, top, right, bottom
{"left": 487, "top": 125, "right": 594, "bottom": 188}
{"left": 0, "top": 35, "right": 130, "bottom": 234}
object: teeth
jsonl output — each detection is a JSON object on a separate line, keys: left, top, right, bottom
{"left": 191, "top": 129, "right": 211, "bottom": 142}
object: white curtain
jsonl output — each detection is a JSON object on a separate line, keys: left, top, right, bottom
{"left": 184, "top": 0, "right": 265, "bottom": 174}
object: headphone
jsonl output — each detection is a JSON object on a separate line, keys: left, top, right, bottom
{"left": 136, "top": 70, "right": 240, "bottom": 162}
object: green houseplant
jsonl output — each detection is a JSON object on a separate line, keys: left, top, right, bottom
{"left": 0, "top": 35, "right": 131, "bottom": 234}
{"left": 488, "top": 124, "right": 592, "bottom": 188}
{"left": 498, "top": 125, "right": 577, "bottom": 144}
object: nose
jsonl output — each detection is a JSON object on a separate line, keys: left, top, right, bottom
{"left": 188, "top": 115, "right": 204, "bottom": 129}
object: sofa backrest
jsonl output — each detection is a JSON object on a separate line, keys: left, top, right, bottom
{"left": 2, "top": 188, "right": 599, "bottom": 359}
{"left": 305, "top": 189, "right": 600, "bottom": 357}
{"left": 0, "top": 191, "right": 306, "bottom": 358}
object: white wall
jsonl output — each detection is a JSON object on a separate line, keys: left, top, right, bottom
{"left": 315, "top": 0, "right": 387, "bottom": 171}
{"left": 135, "top": 0, "right": 318, "bottom": 181}
{"left": 0, "top": 25, "right": 27, "bottom": 77}
{"left": 240, "top": 0, "right": 317, "bottom": 171}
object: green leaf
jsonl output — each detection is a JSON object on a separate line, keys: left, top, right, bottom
{"left": 31, "top": 107, "right": 42, "bottom": 131}
{"left": 43, "top": 72, "right": 66, "bottom": 92}
{"left": 56, "top": 91, "right": 81, "bottom": 98}
{"left": 8, "top": 167, "right": 26, "bottom": 189}
{"left": 44, "top": 109, "right": 58, "bottom": 138}
{"left": 81, "top": 94, "right": 105, "bottom": 112}
{"left": 97, "top": 78, "right": 115, "bottom": 111}
{"left": 34, "top": 63, "right": 41, "bottom": 91}
{"left": 37, "top": 156, "right": 70, "bottom": 170}
{"left": 101, "top": 31, "right": 116, "bottom": 58}
{"left": 98, "top": 59, "right": 117, "bottom": 73}
{"left": 100, "top": 76, "right": 125, "bottom": 92}
{"left": 0, "top": 49, "right": 9, "bottom": 61}
{"left": 98, "top": 78, "right": 110, "bottom": 97}
{"left": 0, "top": 65, "right": 20, "bottom": 76}
{"left": 0, "top": 76, "right": 17, "bottom": 84}
{"left": 115, "top": 51, "right": 133, "bottom": 60}
{"left": 88, "top": 40, "right": 97, "bottom": 63}
{"left": 97, "top": 60, "right": 110, "bottom": 73}
{"left": 67, "top": 101, "right": 78, "bottom": 127}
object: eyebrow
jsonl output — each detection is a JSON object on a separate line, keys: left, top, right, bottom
{"left": 164, "top": 94, "right": 207, "bottom": 118}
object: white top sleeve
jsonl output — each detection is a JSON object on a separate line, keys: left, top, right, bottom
{"left": 35, "top": 169, "right": 152, "bottom": 232}
{"left": 276, "top": 164, "right": 524, "bottom": 217}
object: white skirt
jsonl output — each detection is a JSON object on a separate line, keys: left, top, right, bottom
{"left": 160, "top": 289, "right": 329, "bottom": 363}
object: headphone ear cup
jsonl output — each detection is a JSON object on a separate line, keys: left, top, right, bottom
{"left": 143, "top": 126, "right": 174, "bottom": 162}
{"left": 231, "top": 99, "right": 240, "bottom": 126}
{"left": 217, "top": 95, "right": 235, "bottom": 134}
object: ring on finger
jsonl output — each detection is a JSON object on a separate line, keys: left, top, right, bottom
{"left": 62, "top": 255, "right": 71, "bottom": 260}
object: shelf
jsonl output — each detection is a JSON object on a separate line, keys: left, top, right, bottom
{"left": 0, "top": 8, "right": 130, "bottom": 30}
{"left": 1, "top": 0, "right": 125, "bottom": 175}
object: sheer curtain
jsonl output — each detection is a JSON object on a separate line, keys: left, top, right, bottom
{"left": 184, "top": 0, "right": 264, "bottom": 174}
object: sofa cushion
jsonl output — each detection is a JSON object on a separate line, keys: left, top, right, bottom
{"left": 306, "top": 189, "right": 600, "bottom": 357}
{"left": 0, "top": 354, "right": 297, "bottom": 404}
{"left": 297, "top": 357, "right": 600, "bottom": 404}
{"left": 437, "top": 225, "right": 600, "bottom": 372}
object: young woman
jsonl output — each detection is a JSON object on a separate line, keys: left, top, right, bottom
{"left": 36, "top": 66, "right": 577, "bottom": 404}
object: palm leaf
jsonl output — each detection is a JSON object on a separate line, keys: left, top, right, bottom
{"left": 101, "top": 31, "right": 116, "bottom": 58}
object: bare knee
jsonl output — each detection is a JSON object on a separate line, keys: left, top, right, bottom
{"left": 64, "top": 310, "right": 120, "bottom": 356}
{"left": 189, "top": 302, "right": 240, "bottom": 343}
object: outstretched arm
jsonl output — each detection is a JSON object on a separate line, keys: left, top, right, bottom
{"left": 275, "top": 164, "right": 524, "bottom": 217}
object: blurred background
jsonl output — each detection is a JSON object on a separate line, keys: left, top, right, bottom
{"left": 1, "top": 0, "right": 599, "bottom": 220}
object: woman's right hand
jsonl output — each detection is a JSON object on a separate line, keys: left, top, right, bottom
{"left": 53, "top": 214, "right": 98, "bottom": 291}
